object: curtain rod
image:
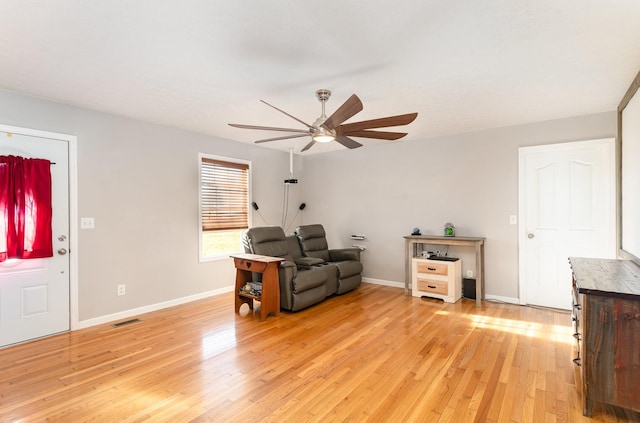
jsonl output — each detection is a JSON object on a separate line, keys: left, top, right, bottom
{"left": 0, "top": 156, "right": 56, "bottom": 164}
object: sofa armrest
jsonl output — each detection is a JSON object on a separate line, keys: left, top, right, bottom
{"left": 329, "top": 248, "right": 361, "bottom": 262}
{"left": 294, "top": 256, "right": 326, "bottom": 268}
{"left": 280, "top": 260, "right": 297, "bottom": 277}
{"left": 277, "top": 261, "right": 297, "bottom": 310}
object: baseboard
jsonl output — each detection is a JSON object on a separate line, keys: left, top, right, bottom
{"left": 484, "top": 294, "right": 520, "bottom": 305}
{"left": 78, "top": 285, "right": 235, "bottom": 329}
{"left": 362, "top": 277, "right": 404, "bottom": 289}
{"left": 365, "top": 277, "right": 516, "bottom": 304}
{"left": 78, "top": 281, "right": 517, "bottom": 329}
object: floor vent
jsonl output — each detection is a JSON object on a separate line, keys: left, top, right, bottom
{"left": 112, "top": 318, "right": 141, "bottom": 328}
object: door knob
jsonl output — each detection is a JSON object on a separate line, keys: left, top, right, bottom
{"left": 527, "top": 233, "right": 535, "bottom": 239}
{"left": 58, "top": 248, "right": 68, "bottom": 255}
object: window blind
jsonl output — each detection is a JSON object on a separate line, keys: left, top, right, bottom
{"left": 200, "top": 157, "right": 249, "bottom": 231}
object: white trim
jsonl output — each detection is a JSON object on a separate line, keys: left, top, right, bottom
{"left": 362, "top": 277, "right": 404, "bottom": 289}
{"left": 0, "top": 124, "right": 79, "bottom": 330}
{"left": 518, "top": 138, "right": 616, "bottom": 306}
{"left": 76, "top": 280, "right": 515, "bottom": 328}
{"left": 364, "top": 278, "right": 517, "bottom": 304}
{"left": 79, "top": 285, "right": 235, "bottom": 329}
{"left": 485, "top": 294, "right": 520, "bottom": 305}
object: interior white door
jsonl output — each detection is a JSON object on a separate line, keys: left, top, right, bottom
{"left": 519, "top": 139, "right": 615, "bottom": 310}
{"left": 0, "top": 131, "right": 70, "bottom": 347}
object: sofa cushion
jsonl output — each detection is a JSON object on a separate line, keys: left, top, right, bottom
{"left": 333, "top": 260, "right": 363, "bottom": 279}
{"left": 286, "top": 235, "right": 304, "bottom": 259}
{"left": 295, "top": 224, "right": 331, "bottom": 262}
{"left": 291, "top": 284, "right": 327, "bottom": 311}
{"left": 245, "top": 226, "right": 294, "bottom": 262}
{"left": 292, "top": 268, "right": 326, "bottom": 293}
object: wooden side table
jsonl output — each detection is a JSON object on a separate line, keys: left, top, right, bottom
{"left": 231, "top": 253, "right": 284, "bottom": 321}
{"left": 404, "top": 235, "right": 485, "bottom": 307}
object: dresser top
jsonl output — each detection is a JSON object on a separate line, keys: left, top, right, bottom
{"left": 569, "top": 257, "right": 640, "bottom": 299}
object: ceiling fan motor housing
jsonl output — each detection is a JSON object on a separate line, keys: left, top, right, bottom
{"left": 315, "top": 89, "right": 331, "bottom": 102}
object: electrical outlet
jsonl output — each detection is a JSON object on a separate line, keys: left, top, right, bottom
{"left": 466, "top": 270, "right": 473, "bottom": 278}
{"left": 117, "top": 284, "right": 126, "bottom": 296}
{"left": 80, "top": 217, "right": 95, "bottom": 229}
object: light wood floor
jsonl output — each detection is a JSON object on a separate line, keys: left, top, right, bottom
{"left": 1, "top": 283, "right": 639, "bottom": 422}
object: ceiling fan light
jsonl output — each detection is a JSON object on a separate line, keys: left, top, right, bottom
{"left": 312, "top": 134, "right": 335, "bottom": 143}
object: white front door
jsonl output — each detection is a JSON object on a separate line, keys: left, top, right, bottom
{"left": 519, "top": 139, "right": 616, "bottom": 310}
{"left": 0, "top": 130, "right": 70, "bottom": 347}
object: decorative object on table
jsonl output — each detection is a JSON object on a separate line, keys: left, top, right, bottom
{"left": 411, "top": 227, "right": 421, "bottom": 236}
{"left": 240, "top": 282, "right": 262, "bottom": 296}
{"left": 444, "top": 222, "right": 455, "bottom": 237}
{"left": 249, "top": 282, "right": 262, "bottom": 294}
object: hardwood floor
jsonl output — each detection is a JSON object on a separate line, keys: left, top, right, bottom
{"left": 1, "top": 283, "right": 639, "bottom": 422}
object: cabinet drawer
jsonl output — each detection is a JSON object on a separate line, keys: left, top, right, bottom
{"left": 233, "top": 258, "right": 267, "bottom": 273}
{"left": 416, "top": 278, "right": 448, "bottom": 295}
{"left": 416, "top": 262, "right": 448, "bottom": 276}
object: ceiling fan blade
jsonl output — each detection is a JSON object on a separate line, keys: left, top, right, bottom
{"left": 338, "top": 112, "right": 418, "bottom": 133}
{"left": 260, "top": 100, "right": 313, "bottom": 129}
{"left": 228, "top": 123, "right": 309, "bottom": 133}
{"left": 338, "top": 130, "right": 408, "bottom": 140}
{"left": 322, "top": 94, "right": 364, "bottom": 130}
{"left": 301, "top": 140, "right": 316, "bottom": 152}
{"left": 335, "top": 136, "right": 362, "bottom": 149}
{"left": 255, "top": 134, "right": 310, "bottom": 144}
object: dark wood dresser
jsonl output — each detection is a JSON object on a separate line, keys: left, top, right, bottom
{"left": 569, "top": 257, "right": 640, "bottom": 417}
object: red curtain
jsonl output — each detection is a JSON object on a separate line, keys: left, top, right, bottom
{"left": 0, "top": 155, "right": 53, "bottom": 262}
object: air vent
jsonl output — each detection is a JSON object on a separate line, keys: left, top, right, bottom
{"left": 112, "top": 318, "right": 141, "bottom": 328}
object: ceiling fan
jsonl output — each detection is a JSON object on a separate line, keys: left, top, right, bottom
{"left": 229, "top": 89, "right": 418, "bottom": 152}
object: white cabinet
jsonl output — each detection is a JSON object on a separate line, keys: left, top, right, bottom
{"left": 411, "top": 258, "right": 461, "bottom": 303}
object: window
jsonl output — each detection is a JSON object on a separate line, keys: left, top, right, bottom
{"left": 0, "top": 155, "right": 54, "bottom": 262}
{"left": 199, "top": 154, "right": 251, "bottom": 260}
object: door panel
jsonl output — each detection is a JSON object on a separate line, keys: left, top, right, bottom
{"left": 0, "top": 131, "right": 70, "bottom": 347}
{"left": 519, "top": 139, "right": 615, "bottom": 310}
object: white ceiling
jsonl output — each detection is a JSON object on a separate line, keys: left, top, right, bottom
{"left": 1, "top": 1, "right": 640, "bottom": 154}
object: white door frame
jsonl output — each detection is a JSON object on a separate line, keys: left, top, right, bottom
{"left": 517, "top": 138, "right": 616, "bottom": 305}
{"left": 0, "top": 124, "right": 79, "bottom": 330}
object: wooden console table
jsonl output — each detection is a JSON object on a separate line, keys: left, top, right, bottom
{"left": 404, "top": 235, "right": 485, "bottom": 307}
{"left": 231, "top": 253, "right": 283, "bottom": 321}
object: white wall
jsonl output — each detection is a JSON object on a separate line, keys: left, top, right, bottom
{"left": 300, "top": 112, "right": 616, "bottom": 301}
{"left": 0, "top": 87, "right": 616, "bottom": 319}
{"left": 0, "top": 89, "right": 304, "bottom": 322}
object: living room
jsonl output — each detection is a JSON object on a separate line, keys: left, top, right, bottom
{"left": 1, "top": 2, "right": 640, "bottom": 421}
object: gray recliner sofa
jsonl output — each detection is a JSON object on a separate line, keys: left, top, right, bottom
{"left": 243, "top": 226, "right": 328, "bottom": 311}
{"left": 295, "top": 224, "right": 363, "bottom": 294}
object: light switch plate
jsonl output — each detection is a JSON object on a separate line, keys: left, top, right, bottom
{"left": 509, "top": 215, "right": 518, "bottom": 225}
